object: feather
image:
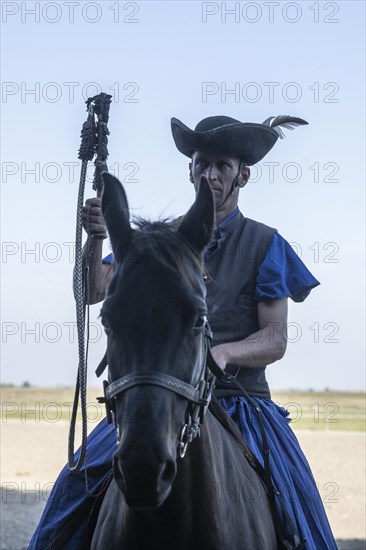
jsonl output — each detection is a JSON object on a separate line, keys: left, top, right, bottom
{"left": 262, "top": 115, "right": 308, "bottom": 139}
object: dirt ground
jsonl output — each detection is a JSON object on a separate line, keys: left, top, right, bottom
{"left": 1, "top": 421, "right": 365, "bottom": 549}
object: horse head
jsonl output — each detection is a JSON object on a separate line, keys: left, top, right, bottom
{"left": 99, "top": 172, "right": 215, "bottom": 509}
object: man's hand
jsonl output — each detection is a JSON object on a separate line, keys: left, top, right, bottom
{"left": 83, "top": 197, "right": 107, "bottom": 238}
{"left": 209, "top": 299, "right": 288, "bottom": 371}
{"left": 73, "top": 197, "right": 113, "bottom": 305}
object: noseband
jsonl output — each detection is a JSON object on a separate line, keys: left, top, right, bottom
{"left": 96, "top": 318, "right": 216, "bottom": 458}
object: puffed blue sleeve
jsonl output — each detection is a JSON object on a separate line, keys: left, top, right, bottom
{"left": 255, "top": 233, "right": 320, "bottom": 302}
{"left": 102, "top": 252, "right": 114, "bottom": 265}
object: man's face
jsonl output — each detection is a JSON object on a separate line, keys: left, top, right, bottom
{"left": 190, "top": 150, "right": 248, "bottom": 209}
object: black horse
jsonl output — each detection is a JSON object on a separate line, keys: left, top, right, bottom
{"left": 91, "top": 173, "right": 277, "bottom": 550}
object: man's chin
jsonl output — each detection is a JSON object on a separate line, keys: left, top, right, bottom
{"left": 212, "top": 189, "right": 223, "bottom": 203}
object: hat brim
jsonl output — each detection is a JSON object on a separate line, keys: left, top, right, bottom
{"left": 171, "top": 118, "right": 279, "bottom": 166}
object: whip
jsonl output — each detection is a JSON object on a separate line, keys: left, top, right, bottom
{"left": 68, "top": 93, "right": 112, "bottom": 472}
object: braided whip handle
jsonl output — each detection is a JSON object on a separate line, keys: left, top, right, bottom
{"left": 68, "top": 94, "right": 112, "bottom": 472}
{"left": 92, "top": 92, "right": 112, "bottom": 198}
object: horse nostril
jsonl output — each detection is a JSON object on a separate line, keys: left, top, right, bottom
{"left": 159, "top": 460, "right": 176, "bottom": 485}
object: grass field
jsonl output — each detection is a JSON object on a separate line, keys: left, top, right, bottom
{"left": 1, "top": 386, "right": 365, "bottom": 431}
{"left": 272, "top": 391, "right": 365, "bottom": 431}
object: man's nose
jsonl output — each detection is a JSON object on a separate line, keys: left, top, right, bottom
{"left": 203, "top": 164, "right": 218, "bottom": 181}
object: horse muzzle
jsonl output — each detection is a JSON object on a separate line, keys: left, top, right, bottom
{"left": 113, "top": 449, "right": 177, "bottom": 509}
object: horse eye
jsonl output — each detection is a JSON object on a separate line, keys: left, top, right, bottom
{"left": 193, "top": 315, "right": 207, "bottom": 330}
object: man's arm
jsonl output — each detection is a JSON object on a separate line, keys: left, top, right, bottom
{"left": 73, "top": 197, "right": 114, "bottom": 305}
{"left": 81, "top": 237, "right": 114, "bottom": 304}
{"left": 210, "top": 298, "right": 288, "bottom": 370}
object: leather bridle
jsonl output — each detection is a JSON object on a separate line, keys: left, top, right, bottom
{"left": 96, "top": 317, "right": 216, "bottom": 458}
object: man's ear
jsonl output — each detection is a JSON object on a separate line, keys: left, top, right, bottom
{"left": 189, "top": 162, "right": 194, "bottom": 183}
{"left": 238, "top": 164, "right": 250, "bottom": 188}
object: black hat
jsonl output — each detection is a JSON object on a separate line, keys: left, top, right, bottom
{"left": 171, "top": 115, "right": 308, "bottom": 166}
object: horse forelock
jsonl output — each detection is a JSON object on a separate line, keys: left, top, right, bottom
{"left": 125, "top": 217, "right": 204, "bottom": 290}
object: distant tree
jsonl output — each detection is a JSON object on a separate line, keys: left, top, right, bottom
{"left": 22, "top": 381, "right": 31, "bottom": 388}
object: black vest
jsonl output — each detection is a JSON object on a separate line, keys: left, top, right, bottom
{"left": 204, "top": 212, "right": 277, "bottom": 399}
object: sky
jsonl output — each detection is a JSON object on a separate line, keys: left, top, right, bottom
{"left": 1, "top": 0, "right": 365, "bottom": 391}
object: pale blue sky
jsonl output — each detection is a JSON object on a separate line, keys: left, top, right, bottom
{"left": 1, "top": 1, "right": 365, "bottom": 390}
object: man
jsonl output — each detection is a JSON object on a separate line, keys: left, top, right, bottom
{"left": 29, "top": 115, "right": 337, "bottom": 549}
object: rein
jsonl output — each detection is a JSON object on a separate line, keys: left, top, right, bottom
{"left": 206, "top": 349, "right": 306, "bottom": 550}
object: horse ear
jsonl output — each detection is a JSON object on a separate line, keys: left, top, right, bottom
{"left": 101, "top": 172, "right": 132, "bottom": 262}
{"left": 178, "top": 176, "right": 215, "bottom": 253}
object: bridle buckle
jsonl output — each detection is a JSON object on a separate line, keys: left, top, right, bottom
{"left": 97, "top": 380, "right": 114, "bottom": 424}
{"left": 178, "top": 424, "right": 189, "bottom": 458}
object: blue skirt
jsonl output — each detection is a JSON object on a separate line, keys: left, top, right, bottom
{"left": 29, "top": 399, "right": 337, "bottom": 549}
{"left": 219, "top": 396, "right": 337, "bottom": 550}
{"left": 28, "top": 418, "right": 117, "bottom": 549}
